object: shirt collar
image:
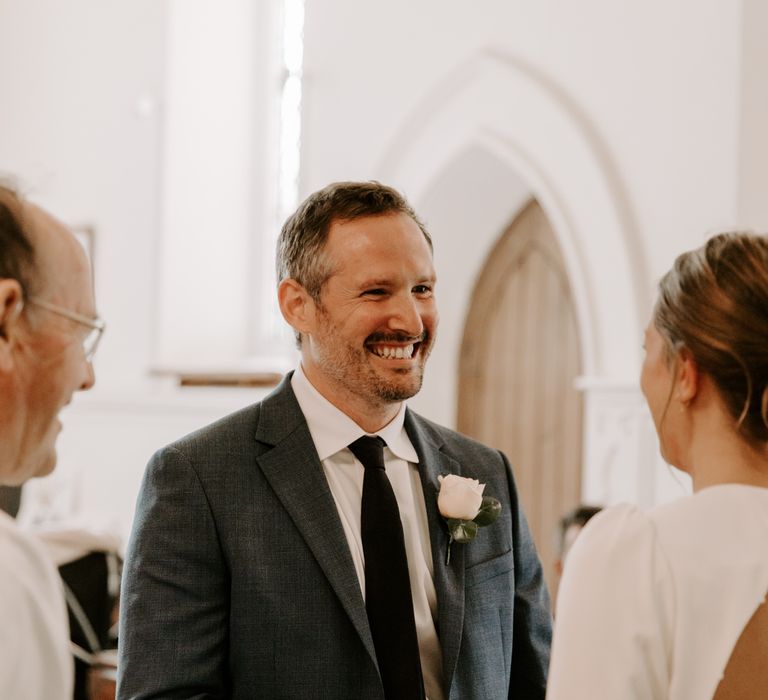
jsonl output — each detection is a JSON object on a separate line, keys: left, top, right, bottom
{"left": 291, "top": 365, "right": 419, "bottom": 463}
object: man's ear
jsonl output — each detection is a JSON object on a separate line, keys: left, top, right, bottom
{"left": 0, "top": 279, "right": 24, "bottom": 372}
{"left": 277, "top": 278, "right": 316, "bottom": 338}
{"left": 676, "top": 347, "right": 699, "bottom": 405}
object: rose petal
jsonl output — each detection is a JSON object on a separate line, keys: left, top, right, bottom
{"left": 438, "top": 474, "right": 485, "bottom": 520}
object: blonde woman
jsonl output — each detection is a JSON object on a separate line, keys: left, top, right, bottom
{"left": 547, "top": 232, "right": 768, "bottom": 699}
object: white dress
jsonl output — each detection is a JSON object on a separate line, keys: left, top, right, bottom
{"left": 0, "top": 511, "right": 73, "bottom": 699}
{"left": 547, "top": 484, "right": 768, "bottom": 699}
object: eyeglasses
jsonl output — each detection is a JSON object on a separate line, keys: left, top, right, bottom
{"left": 26, "top": 296, "right": 106, "bottom": 361}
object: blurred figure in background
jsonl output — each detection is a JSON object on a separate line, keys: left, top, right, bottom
{"left": 0, "top": 183, "right": 102, "bottom": 699}
{"left": 553, "top": 505, "right": 602, "bottom": 582}
{"left": 547, "top": 232, "right": 768, "bottom": 699}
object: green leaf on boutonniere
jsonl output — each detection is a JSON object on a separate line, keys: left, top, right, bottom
{"left": 473, "top": 497, "right": 502, "bottom": 527}
{"left": 447, "top": 519, "right": 479, "bottom": 544}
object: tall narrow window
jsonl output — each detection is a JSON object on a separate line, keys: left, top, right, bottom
{"left": 263, "top": 0, "right": 306, "bottom": 340}
{"left": 155, "top": 0, "right": 304, "bottom": 374}
{"left": 279, "top": 0, "right": 305, "bottom": 223}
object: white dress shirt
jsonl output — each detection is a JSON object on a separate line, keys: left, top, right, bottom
{"left": 292, "top": 366, "right": 445, "bottom": 700}
{"left": 0, "top": 511, "right": 73, "bottom": 700}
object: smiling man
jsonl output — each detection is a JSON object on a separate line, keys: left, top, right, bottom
{"left": 119, "top": 181, "right": 551, "bottom": 700}
{"left": 0, "top": 184, "right": 101, "bottom": 699}
{"left": 279, "top": 207, "right": 437, "bottom": 429}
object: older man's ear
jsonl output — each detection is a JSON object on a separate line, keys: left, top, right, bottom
{"left": 0, "top": 279, "right": 24, "bottom": 372}
{"left": 277, "top": 278, "right": 316, "bottom": 339}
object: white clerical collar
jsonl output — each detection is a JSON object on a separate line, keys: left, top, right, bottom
{"left": 291, "top": 364, "right": 419, "bottom": 464}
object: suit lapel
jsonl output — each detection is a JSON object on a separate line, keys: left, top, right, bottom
{"left": 253, "top": 376, "right": 377, "bottom": 665}
{"left": 405, "top": 411, "right": 466, "bottom": 695}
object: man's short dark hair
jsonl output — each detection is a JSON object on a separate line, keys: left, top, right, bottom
{"left": 0, "top": 184, "right": 36, "bottom": 297}
{"left": 276, "top": 180, "right": 432, "bottom": 301}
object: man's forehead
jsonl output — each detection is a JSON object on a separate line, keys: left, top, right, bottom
{"left": 24, "top": 202, "right": 73, "bottom": 254}
{"left": 329, "top": 210, "right": 420, "bottom": 229}
{"left": 330, "top": 253, "right": 436, "bottom": 282}
{"left": 23, "top": 201, "right": 91, "bottom": 301}
{"left": 318, "top": 212, "right": 434, "bottom": 285}
{"left": 355, "top": 270, "right": 437, "bottom": 282}
{"left": 325, "top": 213, "right": 431, "bottom": 252}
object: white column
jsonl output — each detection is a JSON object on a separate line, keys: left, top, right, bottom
{"left": 578, "top": 378, "right": 691, "bottom": 509}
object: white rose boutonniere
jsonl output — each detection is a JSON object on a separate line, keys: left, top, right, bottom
{"left": 437, "top": 474, "right": 502, "bottom": 564}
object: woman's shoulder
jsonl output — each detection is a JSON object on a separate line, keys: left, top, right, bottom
{"left": 550, "top": 504, "right": 675, "bottom": 698}
{"left": 567, "top": 485, "right": 768, "bottom": 598}
{"left": 559, "top": 503, "right": 674, "bottom": 616}
{"left": 653, "top": 482, "right": 768, "bottom": 518}
{"left": 567, "top": 503, "right": 658, "bottom": 568}
{"left": 575, "top": 485, "right": 768, "bottom": 564}
{"left": 648, "top": 484, "right": 768, "bottom": 558}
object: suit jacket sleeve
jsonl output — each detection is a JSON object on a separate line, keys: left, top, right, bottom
{"left": 117, "top": 446, "right": 229, "bottom": 700}
{"left": 504, "top": 450, "right": 552, "bottom": 698}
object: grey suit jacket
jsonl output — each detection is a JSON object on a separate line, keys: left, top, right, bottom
{"left": 117, "top": 374, "right": 551, "bottom": 699}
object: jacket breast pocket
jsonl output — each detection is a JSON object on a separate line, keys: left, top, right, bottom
{"left": 464, "top": 548, "right": 513, "bottom": 588}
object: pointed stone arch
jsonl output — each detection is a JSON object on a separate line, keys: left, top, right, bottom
{"left": 380, "top": 51, "right": 661, "bottom": 513}
{"left": 379, "top": 49, "right": 647, "bottom": 381}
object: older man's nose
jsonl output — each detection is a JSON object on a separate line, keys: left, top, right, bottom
{"left": 80, "top": 359, "right": 95, "bottom": 391}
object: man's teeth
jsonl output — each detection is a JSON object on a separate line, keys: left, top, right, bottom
{"left": 372, "top": 344, "right": 415, "bottom": 359}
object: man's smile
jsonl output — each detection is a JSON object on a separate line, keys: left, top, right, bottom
{"left": 365, "top": 332, "right": 427, "bottom": 362}
{"left": 368, "top": 342, "right": 418, "bottom": 360}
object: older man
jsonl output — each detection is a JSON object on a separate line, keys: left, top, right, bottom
{"left": 119, "top": 181, "right": 551, "bottom": 699}
{"left": 0, "top": 184, "right": 102, "bottom": 698}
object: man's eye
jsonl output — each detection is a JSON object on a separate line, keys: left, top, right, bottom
{"left": 363, "top": 288, "right": 387, "bottom": 296}
{"left": 413, "top": 285, "right": 433, "bottom": 296}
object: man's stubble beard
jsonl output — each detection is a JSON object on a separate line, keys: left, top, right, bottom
{"left": 320, "top": 341, "right": 430, "bottom": 406}
{"left": 370, "top": 363, "right": 425, "bottom": 403}
{"left": 313, "top": 313, "right": 435, "bottom": 407}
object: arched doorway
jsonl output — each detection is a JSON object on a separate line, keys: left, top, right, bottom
{"left": 458, "top": 199, "right": 583, "bottom": 599}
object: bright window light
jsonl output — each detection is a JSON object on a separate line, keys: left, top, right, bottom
{"left": 278, "top": 0, "right": 305, "bottom": 222}
{"left": 265, "top": 0, "right": 305, "bottom": 340}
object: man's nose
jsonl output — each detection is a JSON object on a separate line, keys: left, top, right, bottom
{"left": 80, "top": 359, "right": 95, "bottom": 391}
{"left": 387, "top": 293, "right": 424, "bottom": 336}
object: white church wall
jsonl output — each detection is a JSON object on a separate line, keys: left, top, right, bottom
{"left": 302, "top": 0, "right": 741, "bottom": 374}
{"left": 0, "top": 0, "right": 166, "bottom": 395}
{"left": 0, "top": 0, "right": 274, "bottom": 541}
{"left": 737, "top": 0, "right": 768, "bottom": 229}
{"left": 0, "top": 0, "right": 755, "bottom": 536}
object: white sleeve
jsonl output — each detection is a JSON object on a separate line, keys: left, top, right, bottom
{"left": 546, "top": 505, "right": 675, "bottom": 700}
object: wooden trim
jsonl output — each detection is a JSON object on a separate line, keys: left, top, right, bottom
{"left": 149, "top": 367, "right": 283, "bottom": 389}
{"left": 178, "top": 372, "right": 282, "bottom": 388}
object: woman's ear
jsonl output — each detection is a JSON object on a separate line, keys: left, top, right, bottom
{"left": 0, "top": 279, "right": 24, "bottom": 372}
{"left": 676, "top": 347, "right": 699, "bottom": 405}
{"left": 277, "top": 278, "right": 315, "bottom": 339}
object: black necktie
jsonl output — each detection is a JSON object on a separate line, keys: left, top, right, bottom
{"left": 348, "top": 435, "right": 425, "bottom": 700}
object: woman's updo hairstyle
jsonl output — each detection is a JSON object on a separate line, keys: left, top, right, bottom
{"left": 654, "top": 232, "right": 768, "bottom": 446}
